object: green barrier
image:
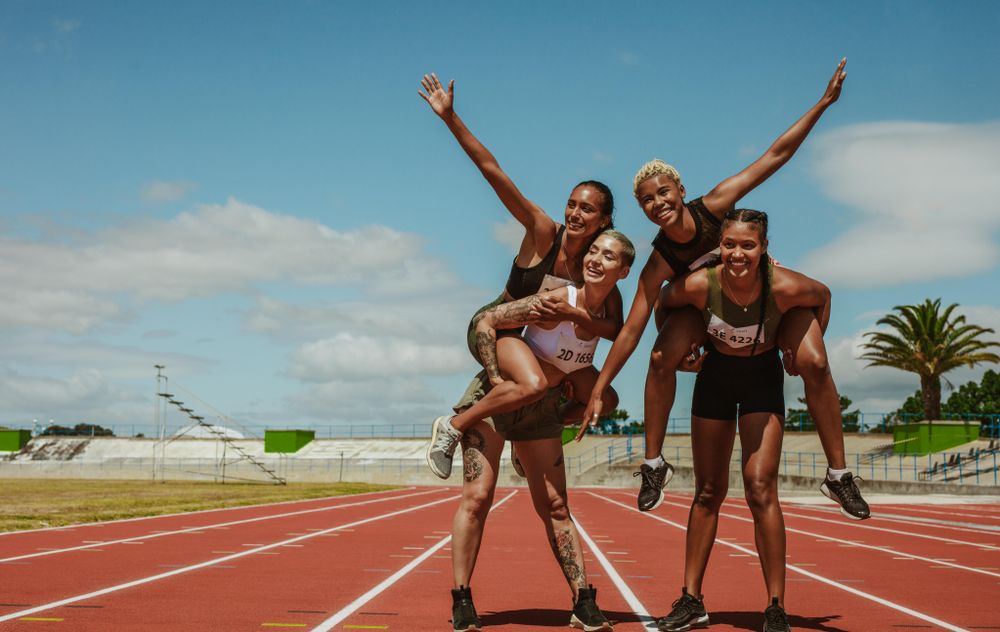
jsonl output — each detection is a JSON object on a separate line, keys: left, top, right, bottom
{"left": 264, "top": 429, "right": 315, "bottom": 453}
{"left": 893, "top": 420, "right": 981, "bottom": 455}
{"left": 0, "top": 429, "right": 31, "bottom": 452}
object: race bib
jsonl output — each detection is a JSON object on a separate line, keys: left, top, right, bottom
{"left": 553, "top": 330, "right": 596, "bottom": 367}
{"left": 706, "top": 313, "right": 766, "bottom": 349}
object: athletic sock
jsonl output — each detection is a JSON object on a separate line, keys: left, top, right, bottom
{"left": 826, "top": 467, "right": 850, "bottom": 482}
{"left": 644, "top": 455, "right": 665, "bottom": 469}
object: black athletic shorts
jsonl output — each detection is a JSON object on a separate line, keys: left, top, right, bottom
{"left": 691, "top": 347, "right": 784, "bottom": 421}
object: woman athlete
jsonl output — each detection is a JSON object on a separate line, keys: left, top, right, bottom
{"left": 418, "top": 72, "right": 623, "bottom": 478}
{"left": 654, "top": 209, "right": 826, "bottom": 632}
{"left": 445, "top": 230, "right": 635, "bottom": 632}
{"left": 580, "top": 59, "right": 870, "bottom": 520}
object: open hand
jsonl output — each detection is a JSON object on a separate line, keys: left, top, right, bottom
{"left": 529, "top": 295, "right": 571, "bottom": 322}
{"left": 821, "top": 58, "right": 847, "bottom": 106}
{"left": 418, "top": 73, "right": 454, "bottom": 118}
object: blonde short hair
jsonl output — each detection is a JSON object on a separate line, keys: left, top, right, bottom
{"left": 633, "top": 159, "right": 682, "bottom": 196}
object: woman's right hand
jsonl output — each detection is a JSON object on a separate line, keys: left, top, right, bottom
{"left": 418, "top": 73, "right": 454, "bottom": 118}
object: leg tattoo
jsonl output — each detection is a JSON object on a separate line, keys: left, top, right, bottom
{"left": 462, "top": 428, "right": 486, "bottom": 482}
{"left": 550, "top": 528, "right": 585, "bottom": 588}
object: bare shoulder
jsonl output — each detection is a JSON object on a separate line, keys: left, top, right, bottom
{"left": 770, "top": 265, "right": 826, "bottom": 299}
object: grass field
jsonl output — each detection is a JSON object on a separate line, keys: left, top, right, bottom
{"left": 0, "top": 479, "right": 395, "bottom": 532}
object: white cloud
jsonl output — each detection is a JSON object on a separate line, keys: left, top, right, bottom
{"left": 801, "top": 120, "right": 1000, "bottom": 288}
{"left": 492, "top": 218, "right": 523, "bottom": 252}
{"left": 0, "top": 197, "right": 460, "bottom": 333}
{"left": 289, "top": 333, "right": 470, "bottom": 382}
{"left": 285, "top": 377, "right": 449, "bottom": 425}
{"left": 141, "top": 180, "right": 196, "bottom": 203}
{"left": 52, "top": 19, "right": 81, "bottom": 33}
{"left": 0, "top": 366, "right": 146, "bottom": 425}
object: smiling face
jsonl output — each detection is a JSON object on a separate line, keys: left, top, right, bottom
{"left": 635, "top": 174, "right": 686, "bottom": 230}
{"left": 583, "top": 233, "right": 631, "bottom": 285}
{"left": 720, "top": 221, "right": 767, "bottom": 281}
{"left": 564, "top": 184, "right": 610, "bottom": 238}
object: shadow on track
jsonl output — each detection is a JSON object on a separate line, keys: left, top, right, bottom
{"left": 482, "top": 608, "right": 644, "bottom": 627}
{"left": 710, "top": 610, "right": 847, "bottom": 631}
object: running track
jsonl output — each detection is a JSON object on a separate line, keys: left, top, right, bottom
{"left": 1, "top": 486, "right": 997, "bottom": 631}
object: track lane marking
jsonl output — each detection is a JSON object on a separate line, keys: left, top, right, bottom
{"left": 588, "top": 492, "right": 971, "bottom": 632}
{"left": 0, "top": 489, "right": 447, "bottom": 563}
{"left": 0, "top": 486, "right": 417, "bottom": 537}
{"left": 606, "top": 490, "right": 1000, "bottom": 551}
{"left": 653, "top": 498, "right": 1000, "bottom": 579}
{"left": 309, "top": 490, "right": 517, "bottom": 632}
{"left": 0, "top": 494, "right": 460, "bottom": 624}
{"left": 572, "top": 515, "right": 654, "bottom": 626}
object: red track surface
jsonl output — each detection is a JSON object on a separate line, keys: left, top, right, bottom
{"left": 1, "top": 486, "right": 997, "bottom": 631}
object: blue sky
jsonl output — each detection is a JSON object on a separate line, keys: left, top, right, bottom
{"left": 2, "top": 1, "right": 999, "bottom": 433}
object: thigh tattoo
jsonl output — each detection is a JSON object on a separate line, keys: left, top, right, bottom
{"left": 462, "top": 428, "right": 486, "bottom": 482}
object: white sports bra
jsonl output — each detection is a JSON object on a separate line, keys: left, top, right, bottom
{"left": 524, "top": 285, "right": 600, "bottom": 374}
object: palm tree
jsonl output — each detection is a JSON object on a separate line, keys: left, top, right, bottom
{"left": 861, "top": 299, "right": 1000, "bottom": 420}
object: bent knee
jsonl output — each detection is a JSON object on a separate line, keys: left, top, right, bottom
{"left": 797, "top": 351, "right": 831, "bottom": 382}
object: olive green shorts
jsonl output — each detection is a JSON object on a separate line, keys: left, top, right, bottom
{"left": 453, "top": 370, "right": 564, "bottom": 441}
{"left": 466, "top": 295, "right": 525, "bottom": 365}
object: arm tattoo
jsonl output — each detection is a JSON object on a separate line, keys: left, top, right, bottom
{"left": 487, "top": 295, "right": 544, "bottom": 328}
{"left": 462, "top": 428, "right": 487, "bottom": 482}
{"left": 475, "top": 331, "right": 500, "bottom": 383}
{"left": 550, "top": 528, "right": 585, "bottom": 588}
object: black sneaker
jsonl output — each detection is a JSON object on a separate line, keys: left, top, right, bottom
{"left": 656, "top": 588, "right": 708, "bottom": 631}
{"left": 569, "top": 585, "right": 612, "bottom": 631}
{"left": 820, "top": 472, "right": 871, "bottom": 520}
{"left": 634, "top": 460, "right": 674, "bottom": 512}
{"left": 427, "top": 415, "right": 462, "bottom": 479}
{"left": 762, "top": 597, "right": 791, "bottom": 632}
{"left": 451, "top": 585, "right": 482, "bottom": 632}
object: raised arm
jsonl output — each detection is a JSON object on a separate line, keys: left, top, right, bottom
{"left": 772, "top": 268, "right": 832, "bottom": 333}
{"left": 576, "top": 254, "right": 673, "bottom": 438}
{"left": 419, "top": 73, "right": 554, "bottom": 238}
{"left": 703, "top": 59, "right": 847, "bottom": 215}
{"left": 473, "top": 287, "right": 571, "bottom": 385}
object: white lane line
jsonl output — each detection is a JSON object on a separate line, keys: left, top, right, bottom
{"left": 656, "top": 499, "right": 1000, "bottom": 579}
{"left": 0, "top": 493, "right": 459, "bottom": 624}
{"left": 589, "top": 492, "right": 970, "bottom": 632}
{"left": 777, "top": 501, "right": 1000, "bottom": 535}
{"left": 0, "top": 486, "right": 417, "bottom": 537}
{"left": 573, "top": 514, "right": 654, "bottom": 626}
{"left": 634, "top": 491, "right": 1000, "bottom": 552}
{"left": 310, "top": 490, "right": 518, "bottom": 632}
{"left": 0, "top": 489, "right": 445, "bottom": 563}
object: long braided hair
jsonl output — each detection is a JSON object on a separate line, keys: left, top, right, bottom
{"left": 721, "top": 209, "right": 770, "bottom": 356}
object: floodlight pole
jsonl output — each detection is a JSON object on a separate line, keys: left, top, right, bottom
{"left": 153, "top": 365, "right": 167, "bottom": 483}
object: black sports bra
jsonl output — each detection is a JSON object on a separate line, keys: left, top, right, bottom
{"left": 504, "top": 225, "right": 567, "bottom": 299}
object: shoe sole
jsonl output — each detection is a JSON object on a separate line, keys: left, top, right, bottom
{"left": 640, "top": 465, "right": 675, "bottom": 512}
{"left": 658, "top": 614, "right": 709, "bottom": 631}
{"left": 453, "top": 626, "right": 481, "bottom": 632}
{"left": 569, "top": 613, "right": 612, "bottom": 631}
{"left": 819, "top": 482, "right": 870, "bottom": 521}
{"left": 426, "top": 416, "right": 453, "bottom": 480}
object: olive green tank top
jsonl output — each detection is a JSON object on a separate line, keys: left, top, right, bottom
{"left": 703, "top": 262, "right": 781, "bottom": 351}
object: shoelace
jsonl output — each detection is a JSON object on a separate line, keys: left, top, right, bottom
{"left": 837, "top": 475, "right": 864, "bottom": 503}
{"left": 765, "top": 605, "right": 788, "bottom": 626}
{"left": 432, "top": 427, "right": 460, "bottom": 456}
{"left": 633, "top": 465, "right": 664, "bottom": 487}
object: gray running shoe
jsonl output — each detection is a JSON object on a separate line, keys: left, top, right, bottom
{"left": 762, "top": 597, "right": 791, "bottom": 632}
{"left": 427, "top": 415, "right": 461, "bottom": 479}
{"left": 820, "top": 472, "right": 871, "bottom": 520}
{"left": 635, "top": 460, "right": 674, "bottom": 512}
{"left": 451, "top": 585, "right": 482, "bottom": 632}
{"left": 569, "top": 585, "right": 612, "bottom": 631}
{"left": 657, "top": 588, "right": 708, "bottom": 631}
